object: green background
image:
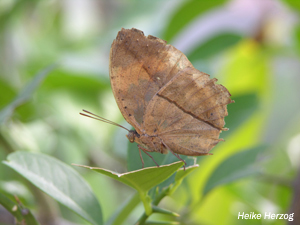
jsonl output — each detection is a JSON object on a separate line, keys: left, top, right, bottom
{"left": 1, "top": 0, "right": 300, "bottom": 224}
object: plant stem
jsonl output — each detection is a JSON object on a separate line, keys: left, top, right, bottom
{"left": 139, "top": 192, "right": 152, "bottom": 216}
{"left": 0, "top": 192, "right": 40, "bottom": 225}
{"left": 136, "top": 187, "right": 171, "bottom": 225}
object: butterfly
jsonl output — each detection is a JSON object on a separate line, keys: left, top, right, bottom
{"left": 81, "top": 28, "right": 233, "bottom": 168}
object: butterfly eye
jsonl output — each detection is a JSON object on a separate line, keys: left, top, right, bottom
{"left": 126, "top": 131, "right": 135, "bottom": 143}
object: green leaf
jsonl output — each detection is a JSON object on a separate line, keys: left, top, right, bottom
{"left": 188, "top": 33, "right": 242, "bottom": 62}
{"left": 75, "top": 162, "right": 183, "bottom": 216}
{"left": 3, "top": 152, "right": 103, "bottom": 225}
{"left": 0, "top": 64, "right": 57, "bottom": 125}
{"left": 163, "top": 0, "right": 226, "bottom": 41}
{"left": 127, "top": 140, "right": 197, "bottom": 201}
{"left": 203, "top": 146, "right": 266, "bottom": 196}
{"left": 74, "top": 161, "right": 183, "bottom": 195}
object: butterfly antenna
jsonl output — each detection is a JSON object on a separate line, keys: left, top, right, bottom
{"left": 80, "top": 109, "right": 130, "bottom": 132}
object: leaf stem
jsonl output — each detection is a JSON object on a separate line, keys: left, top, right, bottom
{"left": 139, "top": 192, "right": 152, "bottom": 216}
{"left": 136, "top": 187, "right": 171, "bottom": 225}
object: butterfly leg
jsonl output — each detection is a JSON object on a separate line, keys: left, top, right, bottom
{"left": 170, "top": 151, "right": 186, "bottom": 170}
{"left": 137, "top": 145, "right": 159, "bottom": 167}
{"left": 138, "top": 147, "right": 145, "bottom": 168}
{"left": 160, "top": 140, "right": 186, "bottom": 170}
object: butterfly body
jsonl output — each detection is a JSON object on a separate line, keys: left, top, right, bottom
{"left": 126, "top": 130, "right": 168, "bottom": 154}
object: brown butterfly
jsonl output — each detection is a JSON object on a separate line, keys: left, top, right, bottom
{"left": 80, "top": 28, "right": 233, "bottom": 168}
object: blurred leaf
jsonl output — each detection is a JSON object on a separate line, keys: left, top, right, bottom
{"left": 0, "top": 79, "right": 16, "bottom": 109}
{"left": 14, "top": 101, "right": 37, "bottom": 123}
{"left": 0, "top": 1, "right": 35, "bottom": 31}
{"left": 221, "top": 93, "right": 259, "bottom": 138}
{"left": 0, "top": 180, "right": 31, "bottom": 204}
{"left": 203, "top": 146, "right": 266, "bottom": 196}
{"left": 41, "top": 70, "right": 111, "bottom": 108}
{"left": 164, "top": 0, "right": 226, "bottom": 41}
{"left": 43, "top": 71, "right": 109, "bottom": 92}
{"left": 296, "top": 25, "right": 300, "bottom": 54}
{"left": 127, "top": 142, "right": 194, "bottom": 172}
{"left": 284, "top": 0, "right": 300, "bottom": 11}
{"left": 0, "top": 64, "right": 57, "bottom": 125}
{"left": 218, "top": 40, "right": 268, "bottom": 96}
{"left": 127, "top": 143, "right": 167, "bottom": 171}
{"left": 0, "top": 191, "right": 40, "bottom": 225}
{"left": 3, "top": 152, "right": 103, "bottom": 225}
{"left": 188, "top": 33, "right": 242, "bottom": 61}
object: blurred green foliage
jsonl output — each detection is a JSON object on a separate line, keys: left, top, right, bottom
{"left": 1, "top": 0, "right": 300, "bottom": 224}
{"left": 163, "top": 0, "right": 227, "bottom": 41}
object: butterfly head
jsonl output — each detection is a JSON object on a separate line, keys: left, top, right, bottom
{"left": 126, "top": 130, "right": 140, "bottom": 143}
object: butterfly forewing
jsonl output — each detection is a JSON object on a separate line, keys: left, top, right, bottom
{"left": 109, "top": 28, "right": 233, "bottom": 158}
{"left": 109, "top": 28, "right": 192, "bottom": 133}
